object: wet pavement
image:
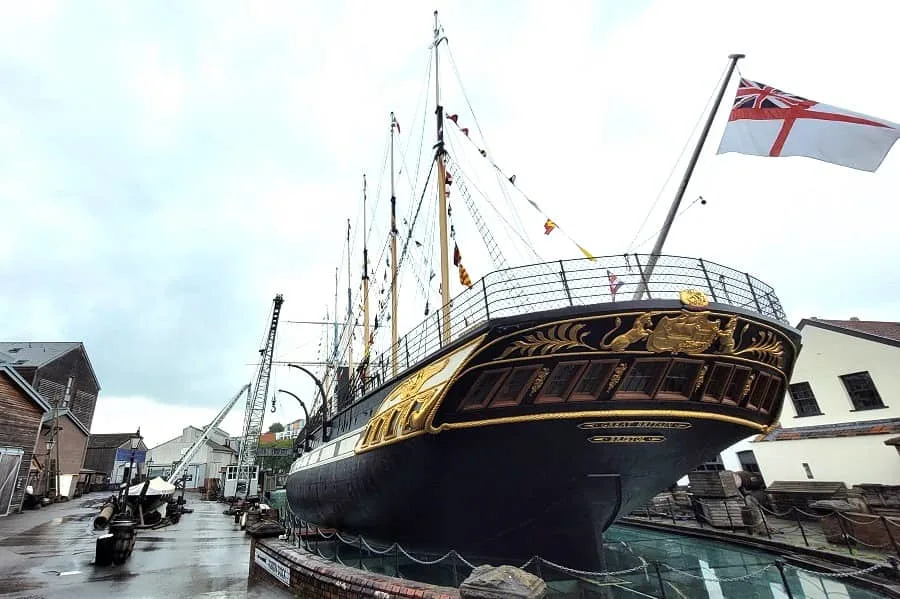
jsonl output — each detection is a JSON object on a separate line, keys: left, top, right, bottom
{"left": 0, "top": 492, "right": 282, "bottom": 599}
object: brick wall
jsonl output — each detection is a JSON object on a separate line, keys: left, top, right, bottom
{"left": 249, "top": 538, "right": 460, "bottom": 599}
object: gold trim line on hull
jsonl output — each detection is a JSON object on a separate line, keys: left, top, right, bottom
{"left": 427, "top": 409, "right": 770, "bottom": 434}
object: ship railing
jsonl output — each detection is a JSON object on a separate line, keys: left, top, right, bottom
{"left": 330, "top": 253, "right": 787, "bottom": 418}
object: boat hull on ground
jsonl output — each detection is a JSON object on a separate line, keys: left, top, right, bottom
{"left": 286, "top": 296, "right": 800, "bottom": 569}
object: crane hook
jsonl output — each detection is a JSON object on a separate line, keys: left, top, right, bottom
{"left": 270, "top": 398, "right": 276, "bottom": 413}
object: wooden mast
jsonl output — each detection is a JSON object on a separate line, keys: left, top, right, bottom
{"left": 433, "top": 10, "right": 451, "bottom": 344}
{"left": 346, "top": 218, "right": 353, "bottom": 392}
{"left": 361, "top": 174, "right": 370, "bottom": 385}
{"left": 632, "top": 53, "right": 744, "bottom": 300}
{"left": 390, "top": 112, "right": 399, "bottom": 376}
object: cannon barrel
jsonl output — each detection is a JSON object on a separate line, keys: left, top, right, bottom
{"left": 93, "top": 504, "right": 115, "bottom": 530}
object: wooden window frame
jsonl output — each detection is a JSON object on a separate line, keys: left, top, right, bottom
{"left": 723, "top": 367, "right": 751, "bottom": 406}
{"left": 460, "top": 368, "right": 510, "bottom": 411}
{"left": 787, "top": 382, "right": 822, "bottom": 417}
{"left": 745, "top": 372, "right": 772, "bottom": 410}
{"left": 569, "top": 359, "right": 620, "bottom": 402}
{"left": 613, "top": 359, "right": 668, "bottom": 400}
{"left": 535, "top": 361, "right": 588, "bottom": 404}
{"left": 759, "top": 378, "right": 782, "bottom": 414}
{"left": 702, "top": 363, "right": 734, "bottom": 404}
{"left": 656, "top": 359, "right": 705, "bottom": 401}
{"left": 489, "top": 366, "right": 541, "bottom": 408}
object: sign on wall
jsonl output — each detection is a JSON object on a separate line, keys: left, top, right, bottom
{"left": 254, "top": 548, "right": 290, "bottom": 586}
{"left": 114, "top": 449, "right": 146, "bottom": 464}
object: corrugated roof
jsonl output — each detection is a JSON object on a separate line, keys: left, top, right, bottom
{"left": 0, "top": 342, "right": 81, "bottom": 367}
{"left": 757, "top": 417, "right": 900, "bottom": 442}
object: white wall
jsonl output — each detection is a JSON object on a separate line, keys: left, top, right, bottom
{"left": 781, "top": 324, "right": 899, "bottom": 425}
{"left": 752, "top": 434, "right": 900, "bottom": 485}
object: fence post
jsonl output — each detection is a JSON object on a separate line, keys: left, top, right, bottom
{"left": 481, "top": 278, "right": 490, "bottom": 319}
{"left": 533, "top": 556, "right": 543, "bottom": 580}
{"left": 653, "top": 561, "right": 668, "bottom": 599}
{"left": 668, "top": 498, "right": 677, "bottom": 525}
{"left": 698, "top": 259, "right": 718, "bottom": 302}
{"left": 725, "top": 499, "right": 735, "bottom": 532}
{"left": 760, "top": 508, "right": 772, "bottom": 540}
{"left": 558, "top": 261, "right": 574, "bottom": 306}
{"left": 881, "top": 516, "right": 900, "bottom": 558}
{"left": 358, "top": 536, "right": 364, "bottom": 569}
{"left": 794, "top": 508, "right": 809, "bottom": 547}
{"left": 836, "top": 513, "right": 855, "bottom": 555}
{"left": 774, "top": 561, "right": 796, "bottom": 599}
{"left": 745, "top": 272, "right": 762, "bottom": 312}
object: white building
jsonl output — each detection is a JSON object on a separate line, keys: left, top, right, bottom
{"left": 146, "top": 425, "right": 238, "bottom": 489}
{"left": 719, "top": 318, "right": 900, "bottom": 487}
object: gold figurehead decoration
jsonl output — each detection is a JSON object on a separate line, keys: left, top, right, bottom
{"left": 679, "top": 289, "right": 710, "bottom": 309}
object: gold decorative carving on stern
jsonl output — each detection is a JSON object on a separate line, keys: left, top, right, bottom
{"left": 692, "top": 365, "right": 708, "bottom": 394}
{"left": 529, "top": 367, "right": 551, "bottom": 395}
{"left": 646, "top": 311, "right": 733, "bottom": 354}
{"left": 741, "top": 373, "right": 756, "bottom": 402}
{"left": 499, "top": 323, "right": 594, "bottom": 359}
{"left": 589, "top": 435, "right": 665, "bottom": 444}
{"left": 607, "top": 362, "right": 628, "bottom": 391}
{"left": 679, "top": 289, "right": 709, "bottom": 309}
{"left": 733, "top": 330, "right": 785, "bottom": 368}
{"left": 598, "top": 314, "right": 655, "bottom": 351}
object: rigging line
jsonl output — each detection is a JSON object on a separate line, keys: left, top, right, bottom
{"left": 399, "top": 50, "right": 433, "bottom": 191}
{"left": 443, "top": 137, "right": 536, "bottom": 259}
{"left": 630, "top": 195, "right": 705, "bottom": 252}
{"left": 367, "top": 136, "right": 391, "bottom": 243}
{"left": 444, "top": 42, "right": 535, "bottom": 257}
{"left": 624, "top": 62, "right": 730, "bottom": 254}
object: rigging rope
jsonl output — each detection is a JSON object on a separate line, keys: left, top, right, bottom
{"left": 624, "top": 60, "right": 731, "bottom": 254}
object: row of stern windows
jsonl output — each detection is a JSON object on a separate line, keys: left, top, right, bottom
{"left": 787, "top": 371, "right": 886, "bottom": 417}
{"left": 460, "top": 358, "right": 783, "bottom": 414}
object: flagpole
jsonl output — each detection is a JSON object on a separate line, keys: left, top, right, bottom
{"left": 632, "top": 53, "right": 744, "bottom": 301}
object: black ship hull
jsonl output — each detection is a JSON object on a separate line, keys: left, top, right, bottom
{"left": 286, "top": 283, "right": 801, "bottom": 569}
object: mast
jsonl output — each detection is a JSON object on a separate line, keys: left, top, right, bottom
{"left": 390, "top": 112, "right": 399, "bottom": 376}
{"left": 362, "top": 174, "right": 370, "bottom": 384}
{"left": 346, "top": 218, "right": 353, "bottom": 393}
{"left": 632, "top": 53, "right": 744, "bottom": 300}
{"left": 433, "top": 10, "right": 451, "bottom": 344}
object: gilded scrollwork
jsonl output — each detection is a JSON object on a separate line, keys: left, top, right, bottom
{"left": 692, "top": 365, "right": 708, "bottom": 395}
{"left": 498, "top": 322, "right": 594, "bottom": 359}
{"left": 598, "top": 314, "right": 655, "bottom": 351}
{"left": 733, "top": 330, "right": 785, "bottom": 368}
{"left": 679, "top": 289, "right": 710, "bottom": 309}
{"left": 741, "top": 373, "right": 756, "bottom": 401}
{"left": 529, "top": 367, "right": 551, "bottom": 395}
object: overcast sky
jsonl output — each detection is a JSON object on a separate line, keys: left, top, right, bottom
{"left": 1, "top": 1, "right": 898, "bottom": 447}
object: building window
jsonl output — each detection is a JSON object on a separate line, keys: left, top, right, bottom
{"left": 839, "top": 372, "right": 886, "bottom": 411}
{"left": 788, "top": 382, "right": 822, "bottom": 417}
{"left": 736, "top": 450, "right": 761, "bottom": 474}
{"left": 802, "top": 463, "right": 814, "bottom": 479}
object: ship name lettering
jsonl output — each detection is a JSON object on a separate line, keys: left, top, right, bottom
{"left": 578, "top": 421, "right": 690, "bottom": 430}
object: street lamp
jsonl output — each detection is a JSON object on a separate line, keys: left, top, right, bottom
{"left": 44, "top": 439, "right": 53, "bottom": 499}
{"left": 277, "top": 389, "right": 311, "bottom": 452}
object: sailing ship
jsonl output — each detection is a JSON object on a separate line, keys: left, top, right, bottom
{"left": 284, "top": 13, "right": 801, "bottom": 569}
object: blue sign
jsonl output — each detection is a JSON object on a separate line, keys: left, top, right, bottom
{"left": 115, "top": 448, "right": 146, "bottom": 464}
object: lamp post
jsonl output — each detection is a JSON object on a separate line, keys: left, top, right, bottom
{"left": 277, "top": 389, "right": 311, "bottom": 452}
{"left": 124, "top": 428, "right": 141, "bottom": 500}
{"left": 286, "top": 363, "right": 331, "bottom": 441}
{"left": 44, "top": 439, "right": 53, "bottom": 500}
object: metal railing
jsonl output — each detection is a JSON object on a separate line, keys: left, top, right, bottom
{"left": 350, "top": 254, "right": 784, "bottom": 394}
{"left": 296, "top": 254, "right": 787, "bottom": 435}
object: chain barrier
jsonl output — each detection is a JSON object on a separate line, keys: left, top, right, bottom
{"left": 662, "top": 562, "right": 774, "bottom": 582}
{"left": 286, "top": 517, "right": 893, "bottom": 586}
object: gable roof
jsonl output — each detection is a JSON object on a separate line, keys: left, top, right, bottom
{"left": 87, "top": 433, "right": 135, "bottom": 450}
{"left": 0, "top": 365, "right": 51, "bottom": 412}
{"left": 798, "top": 318, "right": 900, "bottom": 350}
{"left": 42, "top": 408, "right": 91, "bottom": 437}
{"left": 0, "top": 342, "right": 101, "bottom": 391}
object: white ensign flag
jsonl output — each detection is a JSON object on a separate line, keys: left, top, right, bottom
{"left": 717, "top": 77, "right": 900, "bottom": 172}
